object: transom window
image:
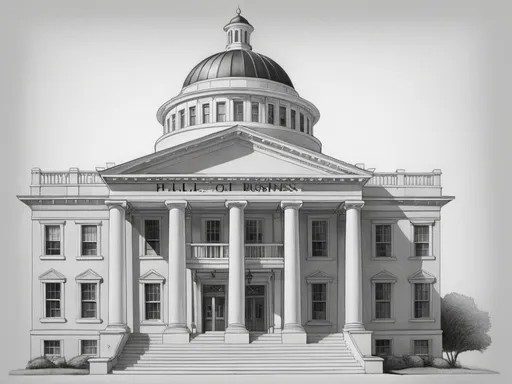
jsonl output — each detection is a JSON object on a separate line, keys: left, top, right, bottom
{"left": 44, "top": 340, "right": 61, "bottom": 357}
{"left": 279, "top": 106, "right": 286, "bottom": 127}
{"left": 291, "top": 109, "right": 296, "bottom": 130}
{"left": 311, "top": 220, "right": 328, "bottom": 257}
{"left": 202, "top": 104, "right": 210, "bottom": 123}
{"left": 205, "top": 220, "right": 221, "bottom": 243}
{"left": 179, "top": 109, "right": 185, "bottom": 128}
{"left": 144, "top": 220, "right": 160, "bottom": 256}
{"left": 81, "top": 225, "right": 97, "bottom": 256}
{"left": 414, "top": 283, "right": 431, "bottom": 318}
{"left": 217, "top": 102, "right": 226, "bottom": 122}
{"left": 375, "top": 224, "right": 392, "bottom": 257}
{"left": 45, "top": 283, "right": 61, "bottom": 318}
{"left": 234, "top": 101, "right": 244, "bottom": 121}
{"left": 414, "top": 340, "right": 429, "bottom": 356}
{"left": 81, "top": 340, "right": 98, "bottom": 356}
{"left": 414, "top": 225, "right": 430, "bottom": 256}
{"left": 267, "top": 103, "right": 275, "bottom": 124}
{"left": 251, "top": 102, "right": 259, "bottom": 122}
{"left": 80, "top": 283, "right": 97, "bottom": 318}
{"left": 300, "top": 113, "right": 304, "bottom": 132}
{"left": 311, "top": 283, "right": 327, "bottom": 320}
{"left": 144, "top": 283, "right": 161, "bottom": 320}
{"left": 45, "top": 225, "right": 61, "bottom": 255}
{"left": 375, "top": 340, "right": 392, "bottom": 356}
{"left": 189, "top": 106, "right": 196, "bottom": 125}
{"left": 375, "top": 283, "right": 391, "bottom": 319}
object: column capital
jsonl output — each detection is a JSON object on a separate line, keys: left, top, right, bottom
{"left": 165, "top": 200, "right": 188, "bottom": 210}
{"left": 280, "top": 200, "right": 303, "bottom": 210}
{"left": 343, "top": 200, "right": 365, "bottom": 210}
{"left": 105, "top": 200, "right": 127, "bottom": 210}
{"left": 225, "top": 200, "right": 247, "bottom": 209}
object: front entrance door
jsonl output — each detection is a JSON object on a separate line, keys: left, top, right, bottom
{"left": 245, "top": 285, "right": 265, "bottom": 332}
{"left": 203, "top": 285, "right": 225, "bottom": 332}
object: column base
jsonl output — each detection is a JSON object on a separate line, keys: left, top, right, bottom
{"left": 101, "top": 324, "right": 131, "bottom": 334}
{"left": 225, "top": 323, "right": 249, "bottom": 344}
{"left": 282, "top": 323, "right": 306, "bottom": 344}
{"left": 163, "top": 324, "right": 190, "bottom": 344}
{"left": 343, "top": 322, "right": 366, "bottom": 332}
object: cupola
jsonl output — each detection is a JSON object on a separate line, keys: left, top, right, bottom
{"left": 224, "top": 8, "right": 254, "bottom": 51}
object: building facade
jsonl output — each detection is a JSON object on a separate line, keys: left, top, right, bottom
{"left": 18, "top": 10, "right": 453, "bottom": 374}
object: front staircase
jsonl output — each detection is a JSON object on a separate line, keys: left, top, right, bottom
{"left": 112, "top": 332, "right": 365, "bottom": 375}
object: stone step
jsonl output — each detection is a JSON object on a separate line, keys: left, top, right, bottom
{"left": 113, "top": 369, "right": 365, "bottom": 375}
{"left": 118, "top": 355, "right": 357, "bottom": 362}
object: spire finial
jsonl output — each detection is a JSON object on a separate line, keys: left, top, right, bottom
{"left": 236, "top": 6, "right": 241, "bottom": 15}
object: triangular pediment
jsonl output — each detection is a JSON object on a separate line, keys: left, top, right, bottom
{"left": 371, "top": 270, "right": 398, "bottom": 282}
{"left": 75, "top": 269, "right": 103, "bottom": 282}
{"left": 408, "top": 269, "right": 436, "bottom": 283}
{"left": 305, "top": 270, "right": 333, "bottom": 283}
{"left": 101, "top": 126, "right": 372, "bottom": 179}
{"left": 139, "top": 269, "right": 165, "bottom": 282}
{"left": 39, "top": 268, "right": 66, "bottom": 282}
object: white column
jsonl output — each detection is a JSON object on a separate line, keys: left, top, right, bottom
{"left": 105, "top": 200, "right": 129, "bottom": 331}
{"left": 344, "top": 200, "right": 365, "bottom": 331}
{"left": 163, "top": 200, "right": 190, "bottom": 343}
{"left": 225, "top": 200, "right": 249, "bottom": 344}
{"left": 280, "top": 201, "right": 306, "bottom": 344}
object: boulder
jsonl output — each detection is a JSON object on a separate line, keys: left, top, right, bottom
{"left": 26, "top": 357, "right": 56, "bottom": 370}
{"left": 66, "top": 355, "right": 90, "bottom": 369}
{"left": 403, "top": 354, "right": 425, "bottom": 368}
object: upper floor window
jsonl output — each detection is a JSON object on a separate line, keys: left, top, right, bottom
{"left": 245, "top": 219, "right": 263, "bottom": 258}
{"left": 414, "top": 283, "right": 431, "bottom": 318}
{"left": 234, "top": 101, "right": 244, "bottom": 121}
{"left": 375, "top": 283, "right": 392, "bottom": 319}
{"left": 291, "top": 109, "right": 296, "bottom": 130}
{"left": 311, "top": 220, "right": 328, "bottom": 257}
{"left": 375, "top": 224, "right": 392, "bottom": 257}
{"left": 267, "top": 104, "right": 275, "bottom": 124}
{"left": 217, "top": 102, "right": 226, "bottom": 122}
{"left": 171, "top": 114, "right": 176, "bottom": 131}
{"left": 189, "top": 106, "right": 196, "bottom": 125}
{"left": 45, "top": 226, "right": 61, "bottom": 256}
{"left": 144, "top": 219, "right": 160, "bottom": 256}
{"left": 300, "top": 113, "right": 305, "bottom": 132}
{"left": 279, "top": 106, "right": 286, "bottom": 127}
{"left": 139, "top": 270, "right": 165, "bottom": 323}
{"left": 80, "top": 283, "right": 97, "bottom": 319}
{"left": 251, "top": 102, "right": 259, "bottom": 122}
{"left": 414, "top": 225, "right": 430, "bottom": 257}
{"left": 81, "top": 225, "right": 97, "bottom": 256}
{"left": 45, "top": 283, "right": 62, "bottom": 318}
{"left": 203, "top": 104, "right": 210, "bottom": 124}
{"left": 179, "top": 109, "right": 185, "bottom": 129}
{"left": 39, "top": 268, "right": 66, "bottom": 322}
{"left": 205, "top": 220, "right": 221, "bottom": 243}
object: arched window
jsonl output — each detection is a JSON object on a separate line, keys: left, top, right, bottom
{"left": 244, "top": 31, "right": 248, "bottom": 43}
{"left": 235, "top": 30, "right": 239, "bottom": 42}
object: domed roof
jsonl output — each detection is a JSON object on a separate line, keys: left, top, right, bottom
{"left": 183, "top": 50, "right": 294, "bottom": 89}
{"left": 227, "top": 14, "right": 252, "bottom": 26}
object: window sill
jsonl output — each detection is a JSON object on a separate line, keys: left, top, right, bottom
{"left": 371, "top": 256, "right": 397, "bottom": 261}
{"left": 408, "top": 256, "right": 436, "bottom": 261}
{"left": 409, "top": 318, "right": 436, "bottom": 323}
{"left": 306, "top": 320, "right": 332, "bottom": 326}
{"left": 140, "top": 320, "right": 165, "bottom": 325}
{"left": 76, "top": 319, "right": 103, "bottom": 324}
{"left": 372, "top": 318, "right": 396, "bottom": 323}
{"left": 139, "top": 255, "right": 164, "bottom": 260}
{"left": 40, "top": 318, "right": 67, "bottom": 323}
{"left": 40, "top": 255, "right": 65, "bottom": 261}
{"left": 77, "top": 256, "right": 104, "bottom": 261}
{"left": 306, "top": 257, "right": 333, "bottom": 262}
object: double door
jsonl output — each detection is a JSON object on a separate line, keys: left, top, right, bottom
{"left": 203, "top": 285, "right": 225, "bottom": 332}
{"left": 245, "top": 285, "right": 265, "bottom": 332}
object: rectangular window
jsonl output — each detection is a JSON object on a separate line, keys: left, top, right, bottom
{"left": 189, "top": 106, "right": 196, "bottom": 125}
{"left": 81, "top": 340, "right": 98, "bottom": 356}
{"left": 375, "top": 283, "right": 391, "bottom": 319}
{"left": 144, "top": 220, "right": 160, "bottom": 256}
{"left": 251, "top": 102, "right": 259, "bottom": 122}
{"left": 44, "top": 340, "right": 61, "bottom": 357}
{"left": 202, "top": 104, "right": 210, "bottom": 124}
{"left": 216, "top": 102, "right": 226, "bottom": 122}
{"left": 179, "top": 109, "right": 185, "bottom": 128}
{"left": 414, "top": 283, "right": 431, "bottom": 318}
{"left": 291, "top": 109, "right": 296, "bottom": 130}
{"left": 205, "top": 220, "right": 221, "bottom": 243}
{"left": 81, "top": 283, "right": 97, "bottom": 318}
{"left": 375, "top": 224, "right": 392, "bottom": 257}
{"left": 144, "top": 284, "right": 161, "bottom": 320}
{"left": 233, "top": 101, "right": 244, "bottom": 121}
{"left": 414, "top": 225, "right": 430, "bottom": 256}
{"left": 311, "top": 220, "right": 328, "bottom": 257}
{"left": 312, "top": 283, "right": 327, "bottom": 320}
{"left": 171, "top": 114, "right": 176, "bottom": 130}
{"left": 45, "top": 283, "right": 61, "bottom": 318}
{"left": 279, "top": 106, "right": 286, "bottom": 127}
{"left": 300, "top": 113, "right": 305, "bottom": 132}
{"left": 375, "top": 340, "right": 392, "bottom": 357}
{"left": 414, "top": 340, "right": 429, "bottom": 356}
{"left": 245, "top": 219, "right": 263, "bottom": 244}
{"left": 45, "top": 225, "right": 61, "bottom": 255}
{"left": 267, "top": 104, "right": 275, "bottom": 124}
{"left": 81, "top": 225, "right": 97, "bottom": 256}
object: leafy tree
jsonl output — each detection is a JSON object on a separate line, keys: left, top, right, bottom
{"left": 441, "top": 292, "right": 491, "bottom": 367}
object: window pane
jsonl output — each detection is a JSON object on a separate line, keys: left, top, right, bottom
{"left": 291, "top": 109, "right": 296, "bottom": 130}
{"left": 251, "top": 102, "right": 259, "bottom": 122}
{"left": 203, "top": 104, "right": 210, "bottom": 123}
{"left": 245, "top": 219, "right": 263, "bottom": 244}
{"left": 45, "top": 226, "right": 61, "bottom": 255}
{"left": 206, "top": 220, "right": 221, "bottom": 243}
{"left": 145, "top": 220, "right": 160, "bottom": 255}
{"left": 81, "top": 225, "right": 97, "bottom": 256}
{"left": 267, "top": 104, "right": 274, "bottom": 124}
{"left": 279, "top": 106, "right": 286, "bottom": 127}
{"left": 179, "top": 110, "right": 185, "bottom": 128}
{"left": 189, "top": 106, "right": 196, "bottom": 125}
{"left": 311, "top": 220, "right": 328, "bottom": 257}
{"left": 415, "top": 243, "right": 429, "bottom": 256}
{"left": 234, "top": 101, "right": 244, "bottom": 121}
{"left": 171, "top": 114, "right": 176, "bottom": 130}
{"left": 376, "top": 302, "right": 391, "bottom": 319}
{"left": 312, "top": 302, "right": 326, "bottom": 320}
{"left": 145, "top": 284, "right": 161, "bottom": 320}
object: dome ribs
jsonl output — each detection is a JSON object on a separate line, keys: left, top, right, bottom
{"left": 230, "top": 50, "right": 244, "bottom": 77}
{"left": 196, "top": 53, "right": 219, "bottom": 83}
{"left": 217, "top": 50, "right": 234, "bottom": 79}
{"left": 242, "top": 50, "right": 257, "bottom": 78}
{"left": 206, "top": 53, "right": 224, "bottom": 80}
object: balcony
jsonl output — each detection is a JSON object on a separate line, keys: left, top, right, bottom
{"left": 245, "top": 244, "right": 284, "bottom": 259}
{"left": 189, "top": 244, "right": 284, "bottom": 259}
{"left": 190, "top": 244, "right": 229, "bottom": 259}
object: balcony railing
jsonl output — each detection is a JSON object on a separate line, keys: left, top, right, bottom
{"left": 245, "top": 244, "right": 284, "bottom": 258}
{"left": 190, "top": 244, "right": 229, "bottom": 259}
{"left": 366, "top": 169, "right": 442, "bottom": 187}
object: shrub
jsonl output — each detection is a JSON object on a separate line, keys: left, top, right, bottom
{"left": 50, "top": 356, "right": 67, "bottom": 368}
{"left": 403, "top": 354, "right": 424, "bottom": 368}
{"left": 382, "top": 356, "right": 407, "bottom": 372}
{"left": 421, "top": 355, "right": 435, "bottom": 367}
{"left": 432, "top": 358, "right": 451, "bottom": 369}
{"left": 26, "top": 357, "right": 56, "bottom": 370}
{"left": 67, "top": 355, "right": 90, "bottom": 369}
